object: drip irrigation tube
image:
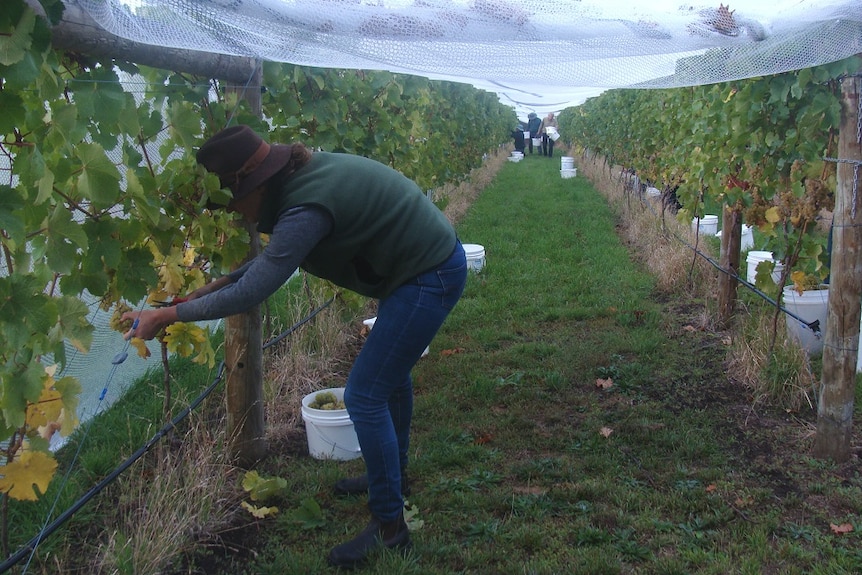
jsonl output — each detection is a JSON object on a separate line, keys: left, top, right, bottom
{"left": 263, "top": 296, "right": 336, "bottom": 350}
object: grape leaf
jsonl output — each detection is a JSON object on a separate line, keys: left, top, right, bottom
{"left": 75, "top": 142, "right": 121, "bottom": 207}
{"left": 0, "top": 451, "right": 58, "bottom": 501}
{"left": 241, "top": 470, "right": 287, "bottom": 502}
{"left": 0, "top": 6, "right": 34, "bottom": 66}
{"left": 241, "top": 501, "right": 279, "bottom": 519}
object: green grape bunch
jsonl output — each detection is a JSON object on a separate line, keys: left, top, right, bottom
{"left": 109, "top": 302, "right": 135, "bottom": 332}
{"left": 308, "top": 391, "right": 346, "bottom": 410}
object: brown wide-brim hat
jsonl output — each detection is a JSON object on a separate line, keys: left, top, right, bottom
{"left": 196, "top": 125, "right": 292, "bottom": 206}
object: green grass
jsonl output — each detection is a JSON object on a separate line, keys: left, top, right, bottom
{"left": 10, "top": 152, "right": 862, "bottom": 574}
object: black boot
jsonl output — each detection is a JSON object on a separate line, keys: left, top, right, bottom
{"left": 327, "top": 515, "right": 411, "bottom": 568}
{"left": 334, "top": 473, "right": 411, "bottom": 497}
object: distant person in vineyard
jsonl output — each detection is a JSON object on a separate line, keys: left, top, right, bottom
{"left": 511, "top": 123, "right": 526, "bottom": 154}
{"left": 122, "top": 125, "right": 468, "bottom": 568}
{"left": 539, "top": 112, "right": 559, "bottom": 158}
{"left": 526, "top": 112, "right": 542, "bottom": 154}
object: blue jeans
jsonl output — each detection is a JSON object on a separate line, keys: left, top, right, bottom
{"left": 344, "top": 241, "right": 467, "bottom": 521}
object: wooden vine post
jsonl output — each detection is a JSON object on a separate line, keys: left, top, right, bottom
{"left": 224, "top": 65, "right": 268, "bottom": 467}
{"left": 717, "top": 206, "right": 743, "bottom": 330}
{"left": 813, "top": 71, "right": 862, "bottom": 462}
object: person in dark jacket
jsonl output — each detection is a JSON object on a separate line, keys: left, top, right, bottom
{"left": 123, "top": 125, "right": 468, "bottom": 568}
{"left": 526, "top": 112, "right": 542, "bottom": 154}
{"left": 511, "top": 124, "right": 526, "bottom": 154}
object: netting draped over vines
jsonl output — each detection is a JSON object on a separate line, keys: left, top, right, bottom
{"left": 76, "top": 0, "right": 862, "bottom": 113}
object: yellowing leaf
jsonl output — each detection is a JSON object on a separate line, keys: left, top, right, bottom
{"left": 182, "top": 247, "right": 197, "bottom": 267}
{"left": 764, "top": 206, "right": 781, "bottom": 224}
{"left": 192, "top": 341, "right": 216, "bottom": 368}
{"left": 599, "top": 426, "right": 614, "bottom": 438}
{"left": 241, "top": 501, "right": 279, "bottom": 519}
{"left": 130, "top": 337, "right": 151, "bottom": 359}
{"left": 164, "top": 323, "right": 208, "bottom": 357}
{"left": 0, "top": 451, "right": 58, "bottom": 501}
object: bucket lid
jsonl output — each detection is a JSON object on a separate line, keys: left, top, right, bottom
{"left": 462, "top": 243, "right": 485, "bottom": 256}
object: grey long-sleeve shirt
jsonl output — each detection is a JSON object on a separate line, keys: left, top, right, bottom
{"left": 175, "top": 206, "right": 333, "bottom": 322}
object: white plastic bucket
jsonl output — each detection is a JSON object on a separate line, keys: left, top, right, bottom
{"left": 463, "top": 243, "right": 486, "bottom": 272}
{"left": 560, "top": 168, "right": 577, "bottom": 179}
{"left": 561, "top": 156, "right": 575, "bottom": 169}
{"left": 691, "top": 215, "right": 718, "bottom": 236}
{"left": 715, "top": 224, "right": 754, "bottom": 251}
{"left": 746, "top": 251, "right": 784, "bottom": 284}
{"left": 782, "top": 287, "right": 829, "bottom": 355}
{"left": 363, "top": 317, "right": 429, "bottom": 357}
{"left": 532, "top": 137, "right": 542, "bottom": 147}
{"left": 301, "top": 387, "right": 362, "bottom": 461}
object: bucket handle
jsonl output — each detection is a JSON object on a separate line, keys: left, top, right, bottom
{"left": 308, "top": 420, "right": 362, "bottom": 455}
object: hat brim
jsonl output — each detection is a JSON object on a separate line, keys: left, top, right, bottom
{"left": 233, "top": 143, "right": 293, "bottom": 202}
{"left": 206, "top": 144, "right": 293, "bottom": 209}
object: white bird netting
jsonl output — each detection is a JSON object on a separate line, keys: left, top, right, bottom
{"left": 75, "top": 0, "right": 862, "bottom": 112}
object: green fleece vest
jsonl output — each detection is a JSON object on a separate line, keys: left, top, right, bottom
{"left": 257, "top": 152, "right": 456, "bottom": 299}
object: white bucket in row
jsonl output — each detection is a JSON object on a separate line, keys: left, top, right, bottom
{"left": 560, "top": 168, "right": 577, "bottom": 179}
{"left": 463, "top": 243, "right": 486, "bottom": 272}
{"left": 715, "top": 225, "right": 754, "bottom": 251}
{"left": 561, "top": 156, "right": 575, "bottom": 169}
{"left": 783, "top": 287, "right": 829, "bottom": 356}
{"left": 746, "top": 251, "right": 784, "bottom": 284}
{"left": 301, "top": 387, "right": 362, "bottom": 461}
{"left": 532, "top": 137, "right": 542, "bottom": 147}
{"left": 363, "top": 317, "right": 429, "bottom": 357}
{"left": 691, "top": 215, "right": 719, "bottom": 236}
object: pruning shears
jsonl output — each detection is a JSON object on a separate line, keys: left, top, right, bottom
{"left": 152, "top": 296, "right": 188, "bottom": 308}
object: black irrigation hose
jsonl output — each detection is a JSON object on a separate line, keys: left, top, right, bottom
{"left": 632, "top": 184, "right": 822, "bottom": 336}
{"left": 1, "top": 362, "right": 227, "bottom": 574}
{"left": 3, "top": 295, "right": 336, "bottom": 573}
{"left": 263, "top": 296, "right": 336, "bottom": 350}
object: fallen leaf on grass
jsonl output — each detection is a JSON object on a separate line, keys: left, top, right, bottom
{"left": 596, "top": 378, "right": 614, "bottom": 389}
{"left": 705, "top": 484, "right": 717, "bottom": 493}
{"left": 440, "top": 347, "right": 466, "bottom": 356}
{"left": 830, "top": 523, "right": 854, "bottom": 535}
{"left": 683, "top": 325, "right": 698, "bottom": 332}
{"left": 474, "top": 433, "right": 494, "bottom": 445}
{"left": 242, "top": 501, "right": 279, "bottom": 519}
{"left": 599, "top": 426, "right": 614, "bottom": 438}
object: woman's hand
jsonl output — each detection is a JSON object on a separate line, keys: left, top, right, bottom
{"left": 122, "top": 306, "right": 178, "bottom": 341}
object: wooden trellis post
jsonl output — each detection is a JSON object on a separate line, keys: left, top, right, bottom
{"left": 813, "top": 71, "right": 862, "bottom": 462}
{"left": 224, "top": 65, "right": 268, "bottom": 467}
{"left": 717, "top": 205, "right": 743, "bottom": 330}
